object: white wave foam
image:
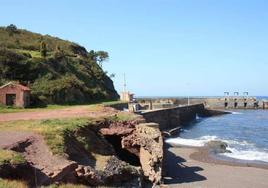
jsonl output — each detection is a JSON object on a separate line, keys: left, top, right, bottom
{"left": 196, "top": 114, "right": 201, "bottom": 120}
{"left": 166, "top": 135, "right": 218, "bottom": 147}
{"left": 222, "top": 147, "right": 268, "bottom": 162}
{"left": 199, "top": 135, "right": 218, "bottom": 141}
{"left": 166, "top": 135, "right": 268, "bottom": 162}
{"left": 222, "top": 139, "right": 254, "bottom": 147}
{"left": 165, "top": 135, "right": 253, "bottom": 148}
{"left": 166, "top": 137, "right": 206, "bottom": 147}
{"left": 231, "top": 111, "right": 243, "bottom": 115}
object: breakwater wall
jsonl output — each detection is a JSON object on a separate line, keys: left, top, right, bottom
{"left": 140, "top": 104, "right": 227, "bottom": 131}
{"left": 137, "top": 97, "right": 268, "bottom": 110}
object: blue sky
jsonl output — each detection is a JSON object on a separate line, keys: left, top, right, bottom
{"left": 0, "top": 0, "right": 268, "bottom": 96}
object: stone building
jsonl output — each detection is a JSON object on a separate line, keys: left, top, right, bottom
{"left": 0, "top": 82, "right": 31, "bottom": 108}
{"left": 120, "top": 91, "right": 134, "bottom": 102}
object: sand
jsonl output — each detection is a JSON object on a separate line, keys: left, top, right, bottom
{"left": 163, "top": 145, "right": 268, "bottom": 188}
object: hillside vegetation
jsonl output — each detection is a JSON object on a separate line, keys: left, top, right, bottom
{"left": 0, "top": 24, "right": 119, "bottom": 105}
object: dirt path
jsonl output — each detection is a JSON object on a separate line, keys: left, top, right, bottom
{"left": 0, "top": 106, "right": 118, "bottom": 122}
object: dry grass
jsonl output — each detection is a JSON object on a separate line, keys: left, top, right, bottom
{"left": 0, "top": 149, "right": 25, "bottom": 165}
{"left": 0, "top": 179, "right": 27, "bottom": 188}
{"left": 0, "top": 180, "right": 88, "bottom": 188}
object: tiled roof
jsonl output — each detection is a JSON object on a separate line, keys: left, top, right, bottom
{"left": 0, "top": 82, "right": 31, "bottom": 91}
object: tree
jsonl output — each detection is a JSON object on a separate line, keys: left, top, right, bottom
{"left": 110, "top": 73, "right": 115, "bottom": 78}
{"left": 96, "top": 51, "right": 109, "bottom": 68}
{"left": 40, "top": 41, "right": 47, "bottom": 58}
{"left": 88, "top": 50, "right": 96, "bottom": 61}
{"left": 88, "top": 50, "right": 109, "bottom": 68}
{"left": 6, "top": 24, "right": 18, "bottom": 36}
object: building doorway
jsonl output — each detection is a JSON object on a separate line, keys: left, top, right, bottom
{"left": 6, "top": 94, "right": 16, "bottom": 106}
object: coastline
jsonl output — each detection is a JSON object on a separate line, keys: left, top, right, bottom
{"left": 163, "top": 144, "right": 268, "bottom": 187}
{"left": 190, "top": 145, "right": 268, "bottom": 170}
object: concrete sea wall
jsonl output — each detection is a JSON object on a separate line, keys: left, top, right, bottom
{"left": 141, "top": 104, "right": 226, "bottom": 131}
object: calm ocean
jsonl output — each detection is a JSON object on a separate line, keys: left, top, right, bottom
{"left": 166, "top": 110, "right": 268, "bottom": 163}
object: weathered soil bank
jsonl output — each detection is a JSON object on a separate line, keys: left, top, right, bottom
{"left": 0, "top": 116, "right": 163, "bottom": 187}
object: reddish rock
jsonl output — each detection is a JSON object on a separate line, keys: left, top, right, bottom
{"left": 122, "top": 123, "right": 163, "bottom": 187}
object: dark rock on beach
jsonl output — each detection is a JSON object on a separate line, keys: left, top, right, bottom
{"left": 205, "top": 140, "right": 231, "bottom": 154}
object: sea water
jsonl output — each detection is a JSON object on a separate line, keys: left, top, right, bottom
{"left": 166, "top": 110, "right": 268, "bottom": 163}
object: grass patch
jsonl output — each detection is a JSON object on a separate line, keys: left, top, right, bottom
{"left": 110, "top": 112, "right": 137, "bottom": 122}
{"left": 0, "top": 179, "right": 87, "bottom": 188}
{"left": 0, "top": 149, "right": 26, "bottom": 165}
{"left": 0, "top": 104, "right": 69, "bottom": 113}
{"left": 0, "top": 105, "right": 25, "bottom": 113}
{"left": 0, "top": 179, "right": 27, "bottom": 188}
{"left": 102, "top": 100, "right": 126, "bottom": 106}
{"left": 39, "top": 118, "right": 93, "bottom": 155}
{"left": 0, "top": 118, "right": 92, "bottom": 155}
{"left": 14, "top": 49, "right": 42, "bottom": 58}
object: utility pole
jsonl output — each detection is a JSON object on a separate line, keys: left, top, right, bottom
{"left": 123, "top": 73, "right": 126, "bottom": 92}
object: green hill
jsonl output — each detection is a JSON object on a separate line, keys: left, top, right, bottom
{"left": 0, "top": 24, "right": 119, "bottom": 105}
